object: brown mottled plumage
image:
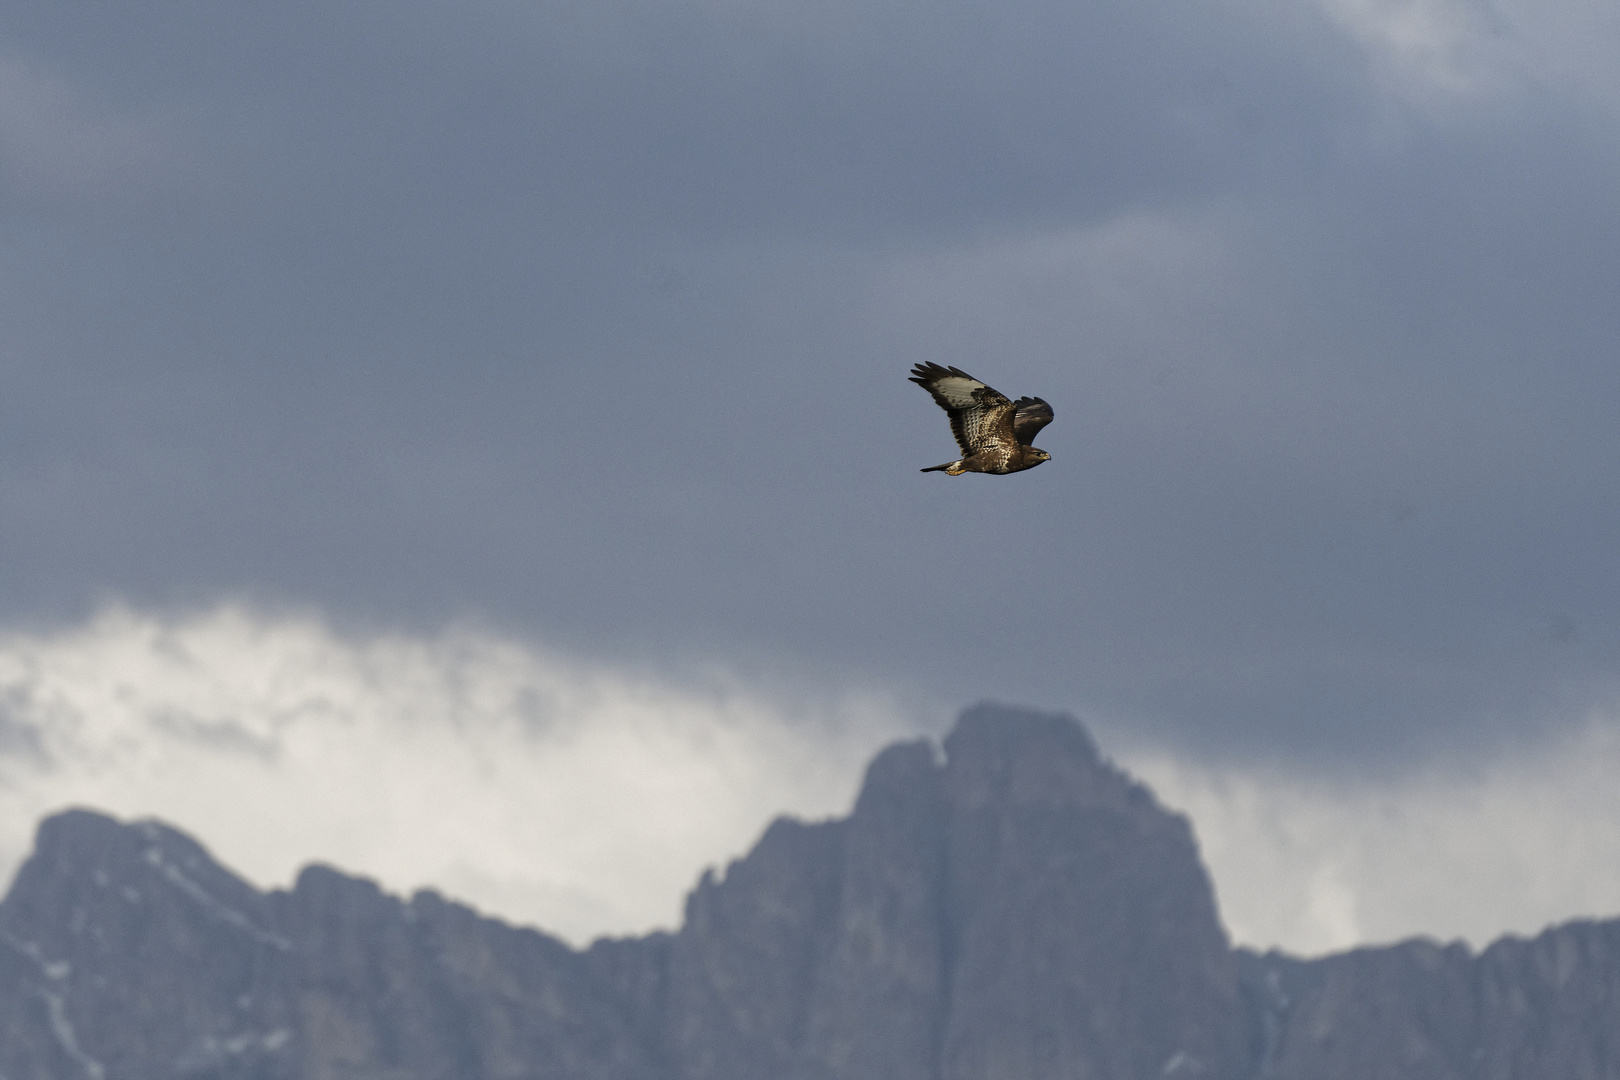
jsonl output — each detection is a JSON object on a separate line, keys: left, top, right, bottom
{"left": 909, "top": 362, "right": 1053, "bottom": 475}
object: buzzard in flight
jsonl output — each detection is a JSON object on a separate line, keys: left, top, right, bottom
{"left": 909, "top": 362, "right": 1053, "bottom": 475}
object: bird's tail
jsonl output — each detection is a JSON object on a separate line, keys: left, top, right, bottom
{"left": 921, "top": 460, "right": 965, "bottom": 474}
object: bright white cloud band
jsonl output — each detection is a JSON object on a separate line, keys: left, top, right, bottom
{"left": 0, "top": 605, "right": 1615, "bottom": 954}
{"left": 0, "top": 605, "right": 911, "bottom": 943}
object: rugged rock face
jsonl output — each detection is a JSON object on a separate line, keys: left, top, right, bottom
{"left": 935, "top": 709, "right": 1242, "bottom": 1080}
{"left": 1242, "top": 919, "right": 1620, "bottom": 1080}
{"left": 0, "top": 811, "right": 663, "bottom": 1080}
{"left": 2, "top": 703, "right": 1619, "bottom": 1080}
{"left": 592, "top": 706, "right": 1248, "bottom": 1080}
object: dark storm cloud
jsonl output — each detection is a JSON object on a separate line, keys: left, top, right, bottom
{"left": 1, "top": 0, "right": 1618, "bottom": 768}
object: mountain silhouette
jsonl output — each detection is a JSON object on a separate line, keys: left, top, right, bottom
{"left": 2, "top": 704, "right": 1617, "bottom": 1079}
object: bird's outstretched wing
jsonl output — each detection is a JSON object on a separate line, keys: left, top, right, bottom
{"left": 1012, "top": 397, "right": 1054, "bottom": 445}
{"left": 909, "top": 362, "right": 1017, "bottom": 455}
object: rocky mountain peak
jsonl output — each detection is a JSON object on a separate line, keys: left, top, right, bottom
{"left": 941, "top": 702, "right": 1134, "bottom": 811}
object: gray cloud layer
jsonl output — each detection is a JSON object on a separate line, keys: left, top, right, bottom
{"left": 2, "top": 0, "right": 1618, "bottom": 768}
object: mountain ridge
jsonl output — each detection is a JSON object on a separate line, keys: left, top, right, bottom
{"left": 2, "top": 703, "right": 1618, "bottom": 1079}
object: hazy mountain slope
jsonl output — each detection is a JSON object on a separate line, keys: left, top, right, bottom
{"left": 1242, "top": 920, "right": 1620, "bottom": 1080}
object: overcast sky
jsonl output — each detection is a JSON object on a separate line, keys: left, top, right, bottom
{"left": 3, "top": 0, "right": 1620, "bottom": 953}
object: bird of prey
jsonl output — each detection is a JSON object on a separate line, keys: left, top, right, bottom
{"left": 908, "top": 362, "right": 1053, "bottom": 475}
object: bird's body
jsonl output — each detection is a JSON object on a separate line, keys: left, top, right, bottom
{"left": 908, "top": 362, "right": 1053, "bottom": 475}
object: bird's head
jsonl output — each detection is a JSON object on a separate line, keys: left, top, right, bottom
{"left": 1027, "top": 447, "right": 1051, "bottom": 466}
